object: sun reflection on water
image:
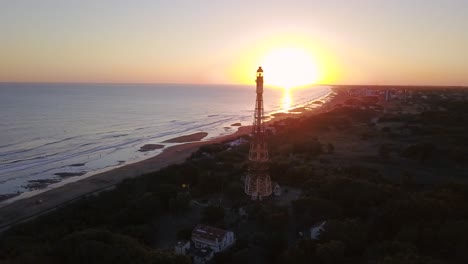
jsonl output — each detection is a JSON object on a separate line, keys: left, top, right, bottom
{"left": 281, "top": 90, "right": 292, "bottom": 111}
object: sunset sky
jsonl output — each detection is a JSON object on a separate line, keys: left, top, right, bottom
{"left": 1, "top": 0, "right": 467, "bottom": 86}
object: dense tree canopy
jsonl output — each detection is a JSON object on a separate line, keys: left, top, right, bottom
{"left": 1, "top": 88, "right": 468, "bottom": 263}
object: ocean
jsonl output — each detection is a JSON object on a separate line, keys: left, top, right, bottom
{"left": 0, "top": 83, "right": 331, "bottom": 202}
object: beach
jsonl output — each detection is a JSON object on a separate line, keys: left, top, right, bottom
{"left": 0, "top": 127, "right": 250, "bottom": 229}
{"left": 0, "top": 88, "right": 344, "bottom": 230}
{"left": 0, "top": 83, "right": 331, "bottom": 198}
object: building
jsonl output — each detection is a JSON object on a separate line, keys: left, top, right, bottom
{"left": 192, "top": 224, "right": 235, "bottom": 253}
{"left": 228, "top": 138, "right": 248, "bottom": 147}
{"left": 272, "top": 182, "right": 281, "bottom": 196}
{"left": 174, "top": 240, "right": 190, "bottom": 255}
{"left": 310, "top": 221, "right": 327, "bottom": 240}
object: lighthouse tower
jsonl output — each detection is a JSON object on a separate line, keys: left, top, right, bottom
{"left": 244, "top": 67, "right": 272, "bottom": 200}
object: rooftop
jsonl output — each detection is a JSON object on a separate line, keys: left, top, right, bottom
{"left": 192, "top": 224, "right": 229, "bottom": 241}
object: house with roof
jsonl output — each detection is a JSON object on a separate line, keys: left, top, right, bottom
{"left": 192, "top": 224, "right": 235, "bottom": 253}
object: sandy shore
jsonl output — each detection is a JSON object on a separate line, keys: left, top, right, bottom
{"left": 0, "top": 127, "right": 250, "bottom": 229}
{"left": 0, "top": 87, "right": 347, "bottom": 229}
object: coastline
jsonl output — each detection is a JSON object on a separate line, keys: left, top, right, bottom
{"left": 0, "top": 87, "right": 344, "bottom": 229}
{"left": 0, "top": 126, "right": 250, "bottom": 228}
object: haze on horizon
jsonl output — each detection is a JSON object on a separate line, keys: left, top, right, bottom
{"left": 1, "top": 0, "right": 467, "bottom": 86}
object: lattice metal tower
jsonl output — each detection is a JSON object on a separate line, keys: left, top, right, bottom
{"left": 244, "top": 67, "right": 272, "bottom": 200}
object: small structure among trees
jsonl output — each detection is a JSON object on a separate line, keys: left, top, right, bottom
{"left": 174, "top": 224, "right": 235, "bottom": 263}
{"left": 310, "top": 221, "right": 327, "bottom": 240}
{"left": 191, "top": 224, "right": 235, "bottom": 252}
{"left": 272, "top": 182, "right": 282, "bottom": 196}
{"left": 174, "top": 240, "right": 190, "bottom": 255}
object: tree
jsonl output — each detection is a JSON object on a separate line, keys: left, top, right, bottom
{"left": 292, "top": 198, "right": 342, "bottom": 226}
{"left": 169, "top": 192, "right": 191, "bottom": 214}
{"left": 316, "top": 240, "right": 346, "bottom": 264}
{"left": 52, "top": 229, "right": 190, "bottom": 264}
{"left": 147, "top": 251, "right": 191, "bottom": 264}
{"left": 281, "top": 239, "right": 318, "bottom": 264}
{"left": 320, "top": 218, "right": 368, "bottom": 253}
{"left": 401, "top": 143, "right": 435, "bottom": 163}
{"left": 263, "top": 232, "right": 287, "bottom": 261}
{"left": 176, "top": 228, "right": 193, "bottom": 241}
{"left": 379, "top": 144, "right": 391, "bottom": 159}
{"left": 201, "top": 205, "right": 225, "bottom": 227}
{"left": 226, "top": 182, "right": 244, "bottom": 202}
{"left": 327, "top": 143, "right": 335, "bottom": 154}
{"left": 230, "top": 248, "right": 249, "bottom": 264}
{"left": 53, "top": 229, "right": 149, "bottom": 264}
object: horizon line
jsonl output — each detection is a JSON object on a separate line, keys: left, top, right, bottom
{"left": 0, "top": 81, "right": 467, "bottom": 89}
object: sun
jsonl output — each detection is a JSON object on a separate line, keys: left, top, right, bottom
{"left": 229, "top": 35, "right": 339, "bottom": 86}
{"left": 260, "top": 47, "right": 320, "bottom": 89}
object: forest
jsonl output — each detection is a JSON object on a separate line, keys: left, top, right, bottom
{"left": 1, "top": 88, "right": 468, "bottom": 264}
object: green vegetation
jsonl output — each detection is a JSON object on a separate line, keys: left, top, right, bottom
{"left": 1, "top": 88, "right": 468, "bottom": 263}
{"left": 0, "top": 141, "right": 249, "bottom": 263}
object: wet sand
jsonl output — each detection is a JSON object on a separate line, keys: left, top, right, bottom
{"left": 163, "top": 132, "right": 208, "bottom": 143}
{"left": 138, "top": 144, "right": 165, "bottom": 152}
{"left": 0, "top": 127, "right": 250, "bottom": 229}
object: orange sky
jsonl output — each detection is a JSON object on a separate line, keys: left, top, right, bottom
{"left": 1, "top": 1, "right": 467, "bottom": 86}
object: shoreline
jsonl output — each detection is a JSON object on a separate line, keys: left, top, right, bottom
{"left": 0, "top": 87, "right": 344, "bottom": 229}
{"left": 0, "top": 126, "right": 251, "bottom": 229}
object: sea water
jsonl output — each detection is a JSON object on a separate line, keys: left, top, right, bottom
{"left": 0, "top": 83, "right": 330, "bottom": 200}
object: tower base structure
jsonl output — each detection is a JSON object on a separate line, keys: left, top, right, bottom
{"left": 244, "top": 174, "right": 272, "bottom": 200}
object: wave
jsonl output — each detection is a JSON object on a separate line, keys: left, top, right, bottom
{"left": 0, "top": 136, "right": 82, "bottom": 158}
{"left": 0, "top": 84, "right": 331, "bottom": 197}
{"left": 0, "top": 114, "right": 244, "bottom": 178}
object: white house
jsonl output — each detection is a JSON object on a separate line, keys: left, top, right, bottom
{"left": 228, "top": 138, "right": 247, "bottom": 147}
{"left": 192, "top": 224, "right": 235, "bottom": 253}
